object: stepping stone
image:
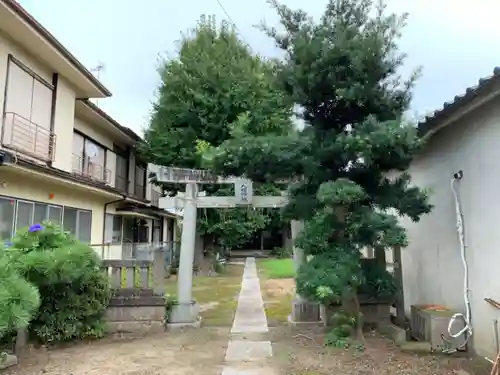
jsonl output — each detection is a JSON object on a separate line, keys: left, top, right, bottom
{"left": 225, "top": 340, "right": 273, "bottom": 362}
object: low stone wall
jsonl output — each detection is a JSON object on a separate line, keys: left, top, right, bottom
{"left": 320, "top": 299, "right": 391, "bottom": 327}
{"left": 105, "top": 288, "right": 165, "bottom": 333}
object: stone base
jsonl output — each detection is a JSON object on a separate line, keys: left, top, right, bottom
{"left": 166, "top": 316, "right": 202, "bottom": 331}
{"left": 379, "top": 323, "right": 408, "bottom": 344}
{"left": 168, "top": 301, "right": 200, "bottom": 324}
{"left": 106, "top": 320, "right": 164, "bottom": 334}
{"left": 0, "top": 353, "right": 18, "bottom": 370}
{"left": 289, "top": 298, "right": 321, "bottom": 325}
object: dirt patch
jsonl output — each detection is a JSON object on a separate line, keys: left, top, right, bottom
{"left": 5, "top": 328, "right": 229, "bottom": 375}
{"left": 200, "top": 301, "right": 220, "bottom": 312}
{"left": 260, "top": 278, "right": 294, "bottom": 326}
{"left": 264, "top": 278, "right": 295, "bottom": 297}
{"left": 270, "top": 325, "right": 468, "bottom": 375}
{"left": 165, "top": 264, "right": 244, "bottom": 326}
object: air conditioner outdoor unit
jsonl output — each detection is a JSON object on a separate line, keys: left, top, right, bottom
{"left": 410, "top": 304, "right": 467, "bottom": 352}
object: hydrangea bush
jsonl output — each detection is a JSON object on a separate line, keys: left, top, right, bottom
{"left": 6, "top": 222, "right": 111, "bottom": 343}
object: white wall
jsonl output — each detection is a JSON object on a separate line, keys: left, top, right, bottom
{"left": 402, "top": 98, "right": 500, "bottom": 357}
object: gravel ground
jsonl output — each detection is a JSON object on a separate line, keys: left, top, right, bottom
{"left": 3, "top": 328, "right": 230, "bottom": 375}
{"left": 270, "top": 325, "right": 472, "bottom": 375}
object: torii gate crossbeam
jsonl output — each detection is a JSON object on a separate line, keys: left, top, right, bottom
{"left": 153, "top": 165, "right": 321, "bottom": 328}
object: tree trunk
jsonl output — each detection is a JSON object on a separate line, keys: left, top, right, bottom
{"left": 352, "top": 294, "right": 365, "bottom": 342}
{"left": 341, "top": 293, "right": 366, "bottom": 343}
{"left": 374, "top": 246, "right": 386, "bottom": 267}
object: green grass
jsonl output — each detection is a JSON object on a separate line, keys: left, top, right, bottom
{"left": 257, "top": 258, "right": 296, "bottom": 325}
{"left": 257, "top": 258, "right": 295, "bottom": 279}
{"left": 165, "top": 264, "right": 243, "bottom": 326}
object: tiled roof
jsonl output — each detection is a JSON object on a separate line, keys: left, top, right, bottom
{"left": 417, "top": 67, "right": 500, "bottom": 137}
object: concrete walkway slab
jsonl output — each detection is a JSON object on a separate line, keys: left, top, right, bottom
{"left": 225, "top": 340, "right": 273, "bottom": 362}
{"left": 231, "top": 257, "right": 268, "bottom": 334}
{"left": 221, "top": 257, "right": 275, "bottom": 374}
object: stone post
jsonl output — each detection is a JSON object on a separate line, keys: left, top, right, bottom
{"left": 168, "top": 183, "right": 200, "bottom": 326}
{"left": 289, "top": 220, "right": 321, "bottom": 325}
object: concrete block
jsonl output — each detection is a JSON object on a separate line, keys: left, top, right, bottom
{"left": 0, "top": 353, "right": 18, "bottom": 370}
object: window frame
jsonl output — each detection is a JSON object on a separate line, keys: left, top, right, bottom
{"left": 2, "top": 55, "right": 55, "bottom": 155}
{"left": 104, "top": 213, "right": 123, "bottom": 244}
{"left": 0, "top": 194, "right": 91, "bottom": 242}
{"left": 72, "top": 130, "right": 108, "bottom": 181}
{"left": 62, "top": 205, "right": 92, "bottom": 243}
{"left": 0, "top": 196, "right": 15, "bottom": 240}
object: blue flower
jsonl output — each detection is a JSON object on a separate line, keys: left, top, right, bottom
{"left": 4, "top": 241, "right": 12, "bottom": 247}
{"left": 29, "top": 223, "right": 44, "bottom": 233}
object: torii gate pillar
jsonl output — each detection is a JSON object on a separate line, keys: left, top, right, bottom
{"left": 168, "top": 183, "right": 201, "bottom": 327}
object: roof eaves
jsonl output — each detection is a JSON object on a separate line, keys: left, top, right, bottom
{"left": 4, "top": 0, "right": 112, "bottom": 97}
{"left": 417, "top": 67, "right": 500, "bottom": 138}
{"left": 80, "top": 99, "right": 143, "bottom": 142}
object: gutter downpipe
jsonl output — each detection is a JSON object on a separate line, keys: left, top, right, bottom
{"left": 101, "top": 195, "right": 127, "bottom": 258}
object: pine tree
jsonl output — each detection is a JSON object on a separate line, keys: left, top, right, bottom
{"left": 205, "top": 0, "right": 432, "bottom": 341}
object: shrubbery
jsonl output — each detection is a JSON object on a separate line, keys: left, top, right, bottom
{"left": 297, "top": 257, "right": 397, "bottom": 306}
{"left": 0, "top": 244, "right": 40, "bottom": 341}
{"left": 4, "top": 222, "right": 111, "bottom": 344}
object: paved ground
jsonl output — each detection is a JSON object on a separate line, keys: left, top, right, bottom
{"left": 222, "top": 257, "right": 275, "bottom": 374}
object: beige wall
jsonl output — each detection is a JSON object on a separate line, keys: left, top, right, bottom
{"left": 0, "top": 169, "right": 110, "bottom": 245}
{"left": 402, "top": 98, "right": 500, "bottom": 357}
{"left": 0, "top": 32, "right": 78, "bottom": 173}
{"left": 74, "top": 117, "right": 114, "bottom": 149}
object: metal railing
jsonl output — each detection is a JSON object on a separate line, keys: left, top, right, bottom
{"left": 1, "top": 112, "right": 56, "bottom": 162}
{"left": 151, "top": 189, "right": 161, "bottom": 207}
{"left": 72, "top": 154, "right": 111, "bottom": 184}
{"left": 92, "top": 241, "right": 180, "bottom": 267}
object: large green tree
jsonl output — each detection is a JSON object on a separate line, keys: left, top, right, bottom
{"left": 204, "top": 0, "right": 432, "bottom": 341}
{"left": 141, "top": 15, "right": 293, "bottom": 254}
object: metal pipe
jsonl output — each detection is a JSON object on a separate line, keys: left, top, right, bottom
{"left": 494, "top": 319, "right": 499, "bottom": 354}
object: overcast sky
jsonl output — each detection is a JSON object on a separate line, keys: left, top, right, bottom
{"left": 17, "top": 0, "right": 500, "bottom": 134}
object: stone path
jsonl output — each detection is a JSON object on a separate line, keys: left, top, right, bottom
{"left": 221, "top": 257, "right": 275, "bottom": 375}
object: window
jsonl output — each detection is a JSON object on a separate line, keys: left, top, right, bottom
{"left": 104, "top": 214, "right": 123, "bottom": 244}
{"left": 152, "top": 219, "right": 162, "bottom": 244}
{"left": 16, "top": 201, "right": 34, "bottom": 231}
{"left": 115, "top": 153, "right": 128, "bottom": 191}
{"left": 3, "top": 58, "right": 54, "bottom": 161}
{"left": 5, "top": 58, "right": 52, "bottom": 130}
{"left": 72, "top": 132, "right": 106, "bottom": 181}
{"left": 14, "top": 201, "right": 63, "bottom": 232}
{"left": 0, "top": 198, "right": 15, "bottom": 240}
{"left": 63, "top": 207, "right": 92, "bottom": 243}
{"left": 135, "top": 165, "right": 146, "bottom": 198}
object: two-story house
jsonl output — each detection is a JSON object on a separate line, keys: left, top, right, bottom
{"left": 0, "top": 0, "right": 178, "bottom": 259}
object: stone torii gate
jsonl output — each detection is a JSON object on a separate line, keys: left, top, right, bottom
{"left": 152, "top": 165, "right": 321, "bottom": 328}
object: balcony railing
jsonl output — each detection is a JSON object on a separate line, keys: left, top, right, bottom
{"left": 72, "top": 154, "right": 111, "bottom": 184}
{"left": 92, "top": 241, "right": 180, "bottom": 265}
{"left": 151, "top": 189, "right": 161, "bottom": 207}
{"left": 1, "top": 112, "right": 56, "bottom": 162}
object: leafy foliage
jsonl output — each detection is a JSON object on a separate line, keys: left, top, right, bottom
{"left": 206, "top": 0, "right": 432, "bottom": 341}
{"left": 141, "top": 14, "right": 293, "bottom": 250}
{"left": 0, "top": 244, "right": 40, "bottom": 339}
{"left": 5, "top": 222, "right": 111, "bottom": 344}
